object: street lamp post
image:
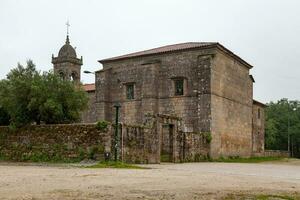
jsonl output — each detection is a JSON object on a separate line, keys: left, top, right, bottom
{"left": 85, "top": 70, "right": 122, "bottom": 162}
{"left": 114, "top": 102, "right": 121, "bottom": 161}
{"left": 288, "top": 107, "right": 297, "bottom": 157}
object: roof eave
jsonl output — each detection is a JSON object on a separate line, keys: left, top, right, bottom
{"left": 215, "top": 43, "right": 253, "bottom": 69}
{"left": 98, "top": 44, "right": 217, "bottom": 64}
{"left": 253, "top": 99, "right": 268, "bottom": 107}
{"left": 98, "top": 43, "right": 254, "bottom": 70}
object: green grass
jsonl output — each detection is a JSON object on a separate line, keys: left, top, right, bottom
{"left": 224, "top": 193, "right": 300, "bottom": 200}
{"left": 160, "top": 154, "right": 172, "bottom": 162}
{"left": 214, "top": 156, "right": 284, "bottom": 163}
{"left": 86, "top": 161, "right": 148, "bottom": 169}
{"left": 256, "top": 194, "right": 297, "bottom": 200}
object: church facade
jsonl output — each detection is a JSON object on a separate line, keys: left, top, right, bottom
{"left": 53, "top": 37, "right": 265, "bottom": 159}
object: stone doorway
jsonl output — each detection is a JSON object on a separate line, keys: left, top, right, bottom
{"left": 160, "top": 124, "right": 174, "bottom": 162}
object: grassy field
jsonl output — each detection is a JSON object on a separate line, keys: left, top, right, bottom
{"left": 224, "top": 193, "right": 300, "bottom": 200}
{"left": 214, "top": 156, "right": 284, "bottom": 163}
{"left": 86, "top": 161, "right": 147, "bottom": 169}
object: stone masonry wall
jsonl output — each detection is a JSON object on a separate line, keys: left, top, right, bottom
{"left": 264, "top": 150, "right": 289, "bottom": 157}
{"left": 96, "top": 47, "right": 259, "bottom": 159}
{"left": 0, "top": 121, "right": 210, "bottom": 163}
{"left": 179, "top": 132, "right": 210, "bottom": 162}
{"left": 81, "top": 91, "right": 97, "bottom": 123}
{"left": 252, "top": 102, "right": 265, "bottom": 156}
{"left": 120, "top": 124, "right": 159, "bottom": 164}
{"left": 210, "top": 49, "right": 253, "bottom": 158}
{"left": 96, "top": 48, "right": 215, "bottom": 133}
{"left": 0, "top": 124, "right": 111, "bottom": 162}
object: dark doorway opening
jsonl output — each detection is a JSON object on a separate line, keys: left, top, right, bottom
{"left": 160, "top": 124, "right": 174, "bottom": 162}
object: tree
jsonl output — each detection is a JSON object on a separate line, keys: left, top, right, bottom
{"left": 0, "top": 60, "right": 88, "bottom": 127}
{"left": 0, "top": 107, "right": 10, "bottom": 126}
{"left": 265, "top": 99, "right": 300, "bottom": 157}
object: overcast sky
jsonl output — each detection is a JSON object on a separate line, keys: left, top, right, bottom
{"left": 1, "top": 0, "right": 300, "bottom": 103}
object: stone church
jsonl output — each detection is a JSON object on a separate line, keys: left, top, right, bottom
{"left": 52, "top": 35, "right": 266, "bottom": 159}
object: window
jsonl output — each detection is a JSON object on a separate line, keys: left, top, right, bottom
{"left": 59, "top": 71, "right": 65, "bottom": 79}
{"left": 258, "top": 108, "right": 261, "bottom": 119}
{"left": 126, "top": 84, "right": 134, "bottom": 100}
{"left": 174, "top": 79, "right": 184, "bottom": 96}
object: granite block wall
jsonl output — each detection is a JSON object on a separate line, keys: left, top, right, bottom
{"left": 81, "top": 91, "right": 97, "bottom": 123}
{"left": 252, "top": 102, "right": 265, "bottom": 155}
{"left": 0, "top": 122, "right": 210, "bottom": 163}
{"left": 210, "top": 49, "right": 253, "bottom": 158}
{"left": 0, "top": 124, "right": 111, "bottom": 162}
{"left": 91, "top": 45, "right": 264, "bottom": 159}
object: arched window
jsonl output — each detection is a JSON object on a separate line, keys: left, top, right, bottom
{"left": 71, "top": 72, "right": 78, "bottom": 81}
{"left": 58, "top": 71, "right": 65, "bottom": 79}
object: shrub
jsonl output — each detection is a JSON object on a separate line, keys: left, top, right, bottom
{"left": 96, "top": 121, "right": 109, "bottom": 132}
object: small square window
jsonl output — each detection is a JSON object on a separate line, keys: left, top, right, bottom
{"left": 126, "top": 84, "right": 134, "bottom": 100}
{"left": 174, "top": 79, "right": 184, "bottom": 96}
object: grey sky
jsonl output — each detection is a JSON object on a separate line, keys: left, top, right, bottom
{"left": 1, "top": 0, "right": 300, "bottom": 103}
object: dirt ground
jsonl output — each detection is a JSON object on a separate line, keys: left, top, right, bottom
{"left": 0, "top": 160, "right": 300, "bottom": 200}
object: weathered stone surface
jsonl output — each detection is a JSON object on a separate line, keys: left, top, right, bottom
{"left": 252, "top": 101, "right": 266, "bottom": 156}
{"left": 50, "top": 40, "right": 266, "bottom": 160}
{"left": 95, "top": 46, "right": 264, "bottom": 159}
{"left": 96, "top": 49, "right": 216, "bottom": 131}
{"left": 52, "top": 35, "right": 82, "bottom": 82}
{"left": 0, "top": 124, "right": 110, "bottom": 162}
{"left": 210, "top": 50, "right": 254, "bottom": 158}
{"left": 0, "top": 119, "right": 209, "bottom": 163}
{"left": 81, "top": 91, "right": 97, "bottom": 123}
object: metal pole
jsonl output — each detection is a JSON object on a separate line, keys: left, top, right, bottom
{"left": 290, "top": 107, "right": 297, "bottom": 157}
{"left": 288, "top": 113, "right": 290, "bottom": 153}
{"left": 114, "top": 103, "right": 121, "bottom": 162}
{"left": 291, "top": 136, "right": 294, "bottom": 157}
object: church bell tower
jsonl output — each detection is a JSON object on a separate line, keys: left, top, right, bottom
{"left": 52, "top": 33, "right": 82, "bottom": 82}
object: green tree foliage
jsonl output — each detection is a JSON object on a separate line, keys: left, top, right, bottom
{"left": 265, "top": 99, "right": 300, "bottom": 157}
{"left": 0, "top": 107, "right": 10, "bottom": 126}
{"left": 0, "top": 60, "right": 88, "bottom": 127}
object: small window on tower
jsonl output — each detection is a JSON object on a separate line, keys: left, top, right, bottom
{"left": 258, "top": 108, "right": 261, "bottom": 119}
{"left": 174, "top": 79, "right": 184, "bottom": 96}
{"left": 126, "top": 84, "right": 134, "bottom": 100}
{"left": 59, "top": 72, "right": 65, "bottom": 79}
{"left": 71, "top": 72, "right": 77, "bottom": 82}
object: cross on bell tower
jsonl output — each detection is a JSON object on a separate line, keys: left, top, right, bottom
{"left": 52, "top": 21, "right": 82, "bottom": 83}
{"left": 66, "top": 20, "right": 70, "bottom": 35}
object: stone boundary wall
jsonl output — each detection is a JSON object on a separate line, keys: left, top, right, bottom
{"left": 120, "top": 124, "right": 159, "bottom": 164}
{"left": 179, "top": 132, "right": 210, "bottom": 162}
{"left": 0, "top": 122, "right": 211, "bottom": 163}
{"left": 264, "top": 150, "right": 290, "bottom": 158}
{"left": 0, "top": 124, "right": 111, "bottom": 162}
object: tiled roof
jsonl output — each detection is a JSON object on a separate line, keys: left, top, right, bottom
{"left": 98, "top": 42, "right": 252, "bottom": 69}
{"left": 253, "top": 99, "right": 267, "bottom": 107}
{"left": 99, "top": 42, "right": 216, "bottom": 63}
{"left": 82, "top": 83, "right": 95, "bottom": 92}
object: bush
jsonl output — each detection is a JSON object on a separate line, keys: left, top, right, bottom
{"left": 96, "top": 121, "right": 109, "bottom": 132}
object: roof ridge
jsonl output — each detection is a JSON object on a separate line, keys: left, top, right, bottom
{"left": 99, "top": 42, "right": 217, "bottom": 63}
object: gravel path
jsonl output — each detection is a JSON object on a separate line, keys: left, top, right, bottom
{"left": 0, "top": 161, "right": 299, "bottom": 199}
